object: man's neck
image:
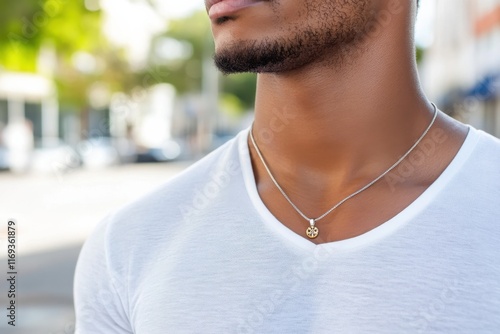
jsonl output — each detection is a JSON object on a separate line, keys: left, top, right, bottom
{"left": 251, "top": 20, "right": 431, "bottom": 189}
{"left": 248, "top": 44, "right": 468, "bottom": 243}
{"left": 245, "top": 1, "right": 469, "bottom": 244}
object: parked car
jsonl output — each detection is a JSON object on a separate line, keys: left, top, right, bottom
{"left": 0, "top": 146, "right": 9, "bottom": 170}
{"left": 78, "top": 137, "right": 120, "bottom": 169}
{"left": 136, "top": 139, "right": 182, "bottom": 163}
{"left": 31, "top": 138, "right": 81, "bottom": 174}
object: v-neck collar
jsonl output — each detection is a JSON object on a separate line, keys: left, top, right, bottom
{"left": 238, "top": 123, "right": 480, "bottom": 252}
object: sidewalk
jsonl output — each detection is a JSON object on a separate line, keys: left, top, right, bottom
{"left": 0, "top": 162, "right": 190, "bottom": 255}
{"left": 0, "top": 245, "right": 81, "bottom": 334}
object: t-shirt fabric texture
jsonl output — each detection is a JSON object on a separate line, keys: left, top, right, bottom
{"left": 74, "top": 125, "right": 500, "bottom": 334}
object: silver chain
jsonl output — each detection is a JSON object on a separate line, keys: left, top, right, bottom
{"left": 249, "top": 103, "right": 438, "bottom": 225}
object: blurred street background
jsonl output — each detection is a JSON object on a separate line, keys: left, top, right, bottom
{"left": 0, "top": 0, "right": 500, "bottom": 332}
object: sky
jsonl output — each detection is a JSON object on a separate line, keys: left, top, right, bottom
{"left": 100, "top": 0, "right": 436, "bottom": 66}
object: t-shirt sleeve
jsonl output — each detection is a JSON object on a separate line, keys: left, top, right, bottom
{"left": 73, "top": 215, "right": 133, "bottom": 333}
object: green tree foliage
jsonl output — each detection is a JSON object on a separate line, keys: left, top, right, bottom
{"left": 0, "top": 1, "right": 45, "bottom": 71}
{"left": 1, "top": 3, "right": 257, "bottom": 114}
{"left": 0, "top": 0, "right": 134, "bottom": 110}
{"left": 146, "top": 11, "right": 209, "bottom": 93}
{"left": 146, "top": 10, "right": 256, "bottom": 111}
{"left": 221, "top": 72, "right": 256, "bottom": 111}
{"left": 0, "top": 0, "right": 102, "bottom": 71}
{"left": 416, "top": 46, "right": 424, "bottom": 64}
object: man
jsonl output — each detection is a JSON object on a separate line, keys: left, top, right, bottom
{"left": 74, "top": 0, "right": 500, "bottom": 332}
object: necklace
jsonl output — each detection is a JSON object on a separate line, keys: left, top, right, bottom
{"left": 249, "top": 103, "right": 439, "bottom": 239}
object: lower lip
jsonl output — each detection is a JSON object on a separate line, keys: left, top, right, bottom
{"left": 209, "top": 0, "right": 264, "bottom": 20}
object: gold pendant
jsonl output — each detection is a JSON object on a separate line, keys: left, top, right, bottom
{"left": 306, "top": 219, "right": 319, "bottom": 239}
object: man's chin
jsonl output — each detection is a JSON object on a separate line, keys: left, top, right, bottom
{"left": 213, "top": 54, "right": 259, "bottom": 74}
{"left": 213, "top": 41, "right": 299, "bottom": 74}
{"left": 213, "top": 54, "right": 278, "bottom": 74}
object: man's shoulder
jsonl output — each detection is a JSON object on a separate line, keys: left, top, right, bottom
{"left": 102, "top": 131, "right": 244, "bottom": 236}
{"left": 468, "top": 127, "right": 500, "bottom": 172}
{"left": 446, "top": 127, "right": 500, "bottom": 211}
{"left": 78, "top": 130, "right": 247, "bottom": 281}
{"left": 477, "top": 128, "right": 500, "bottom": 151}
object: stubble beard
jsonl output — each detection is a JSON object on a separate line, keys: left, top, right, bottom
{"left": 213, "top": 1, "right": 375, "bottom": 75}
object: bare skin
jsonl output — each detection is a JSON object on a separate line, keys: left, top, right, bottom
{"left": 207, "top": 0, "right": 468, "bottom": 244}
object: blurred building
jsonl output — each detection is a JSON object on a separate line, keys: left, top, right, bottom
{"left": 0, "top": 71, "right": 59, "bottom": 171}
{"left": 421, "top": 0, "right": 500, "bottom": 137}
{"left": 0, "top": 72, "right": 59, "bottom": 143}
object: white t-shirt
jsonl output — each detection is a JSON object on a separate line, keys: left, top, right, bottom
{"left": 74, "top": 125, "right": 500, "bottom": 334}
